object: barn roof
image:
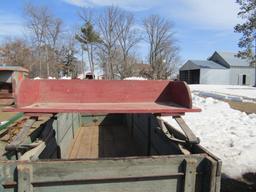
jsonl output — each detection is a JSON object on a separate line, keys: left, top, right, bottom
{"left": 180, "top": 60, "right": 226, "bottom": 71}
{"left": 209, "top": 51, "right": 251, "bottom": 67}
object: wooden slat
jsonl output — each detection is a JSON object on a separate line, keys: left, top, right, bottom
{"left": 31, "top": 156, "right": 188, "bottom": 183}
{"left": 184, "top": 159, "right": 197, "bottom": 192}
{"left": 5, "top": 118, "right": 36, "bottom": 151}
{"left": 0, "top": 155, "right": 208, "bottom": 192}
{"left": 33, "top": 179, "right": 180, "bottom": 192}
{"left": 174, "top": 116, "right": 199, "bottom": 144}
{"left": 17, "top": 164, "right": 33, "bottom": 192}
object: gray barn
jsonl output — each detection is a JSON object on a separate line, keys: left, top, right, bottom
{"left": 180, "top": 51, "right": 255, "bottom": 85}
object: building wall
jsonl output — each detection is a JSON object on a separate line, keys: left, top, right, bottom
{"left": 229, "top": 67, "right": 255, "bottom": 85}
{"left": 200, "top": 69, "right": 230, "bottom": 84}
{"left": 199, "top": 68, "right": 255, "bottom": 85}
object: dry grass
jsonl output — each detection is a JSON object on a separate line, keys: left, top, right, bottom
{"left": 227, "top": 100, "right": 256, "bottom": 114}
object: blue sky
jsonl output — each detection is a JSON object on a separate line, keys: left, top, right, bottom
{"left": 0, "top": 0, "right": 242, "bottom": 63}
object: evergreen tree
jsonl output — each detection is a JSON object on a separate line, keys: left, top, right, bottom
{"left": 234, "top": 0, "right": 256, "bottom": 85}
{"left": 76, "top": 21, "right": 101, "bottom": 77}
{"left": 59, "top": 47, "right": 77, "bottom": 78}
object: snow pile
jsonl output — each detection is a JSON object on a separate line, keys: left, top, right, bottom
{"left": 124, "top": 77, "right": 147, "bottom": 80}
{"left": 60, "top": 76, "right": 72, "bottom": 80}
{"left": 34, "top": 77, "right": 41, "bottom": 80}
{"left": 163, "top": 94, "right": 256, "bottom": 178}
{"left": 190, "top": 84, "right": 256, "bottom": 103}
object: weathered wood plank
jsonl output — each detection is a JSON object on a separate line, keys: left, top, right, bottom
{"left": 174, "top": 116, "right": 199, "bottom": 144}
{"left": 0, "top": 155, "right": 208, "bottom": 192}
{"left": 17, "top": 164, "right": 33, "bottom": 192}
{"left": 33, "top": 179, "right": 180, "bottom": 192}
{"left": 5, "top": 118, "right": 36, "bottom": 151}
{"left": 29, "top": 156, "right": 198, "bottom": 183}
{"left": 184, "top": 159, "right": 197, "bottom": 192}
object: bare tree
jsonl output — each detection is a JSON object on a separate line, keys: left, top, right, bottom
{"left": 97, "top": 6, "right": 124, "bottom": 79}
{"left": 24, "top": 3, "right": 63, "bottom": 77}
{"left": 115, "top": 10, "right": 141, "bottom": 79}
{"left": 143, "top": 15, "right": 179, "bottom": 79}
{"left": 0, "top": 38, "right": 34, "bottom": 70}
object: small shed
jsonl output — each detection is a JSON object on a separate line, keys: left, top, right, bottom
{"left": 180, "top": 60, "right": 227, "bottom": 84}
{"left": 0, "top": 65, "right": 29, "bottom": 105}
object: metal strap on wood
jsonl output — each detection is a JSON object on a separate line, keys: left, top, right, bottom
{"left": 156, "top": 116, "right": 200, "bottom": 145}
{"left": 174, "top": 116, "right": 200, "bottom": 144}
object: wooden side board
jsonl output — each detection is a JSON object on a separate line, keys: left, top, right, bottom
{"left": 0, "top": 154, "right": 213, "bottom": 192}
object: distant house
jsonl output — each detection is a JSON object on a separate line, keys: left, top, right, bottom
{"left": 179, "top": 51, "right": 255, "bottom": 85}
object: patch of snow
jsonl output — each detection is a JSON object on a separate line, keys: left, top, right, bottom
{"left": 77, "top": 73, "right": 85, "bottom": 80}
{"left": 124, "top": 77, "right": 147, "bottom": 80}
{"left": 163, "top": 94, "right": 256, "bottom": 179}
{"left": 60, "top": 76, "right": 72, "bottom": 80}
{"left": 0, "top": 121, "right": 8, "bottom": 125}
{"left": 189, "top": 84, "right": 256, "bottom": 103}
{"left": 48, "top": 76, "right": 56, "bottom": 80}
{"left": 34, "top": 76, "right": 57, "bottom": 80}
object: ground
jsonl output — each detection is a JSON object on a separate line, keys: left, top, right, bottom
{"left": 190, "top": 84, "right": 256, "bottom": 103}
{"left": 164, "top": 84, "right": 256, "bottom": 191}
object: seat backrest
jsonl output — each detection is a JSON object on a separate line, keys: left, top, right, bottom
{"left": 15, "top": 80, "right": 192, "bottom": 108}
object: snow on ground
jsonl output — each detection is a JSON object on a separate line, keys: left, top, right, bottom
{"left": 60, "top": 76, "right": 72, "bottom": 79}
{"left": 163, "top": 94, "right": 256, "bottom": 179}
{"left": 190, "top": 84, "right": 256, "bottom": 103}
{"left": 34, "top": 76, "right": 69, "bottom": 80}
{"left": 47, "top": 76, "right": 56, "bottom": 79}
{"left": 124, "top": 77, "right": 147, "bottom": 80}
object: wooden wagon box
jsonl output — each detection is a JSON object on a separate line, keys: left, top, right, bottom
{"left": 0, "top": 80, "right": 221, "bottom": 192}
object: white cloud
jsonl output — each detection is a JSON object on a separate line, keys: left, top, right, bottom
{"left": 63, "top": 0, "right": 158, "bottom": 11}
{"left": 164, "top": 0, "right": 241, "bottom": 30}
{"left": 63, "top": 0, "right": 241, "bottom": 30}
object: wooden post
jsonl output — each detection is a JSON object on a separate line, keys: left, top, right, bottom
{"left": 17, "top": 164, "right": 33, "bottom": 192}
{"left": 184, "top": 159, "right": 197, "bottom": 192}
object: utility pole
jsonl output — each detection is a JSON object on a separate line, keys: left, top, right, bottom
{"left": 81, "top": 46, "right": 85, "bottom": 79}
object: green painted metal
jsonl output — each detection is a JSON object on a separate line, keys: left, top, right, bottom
{"left": 0, "top": 112, "right": 23, "bottom": 131}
